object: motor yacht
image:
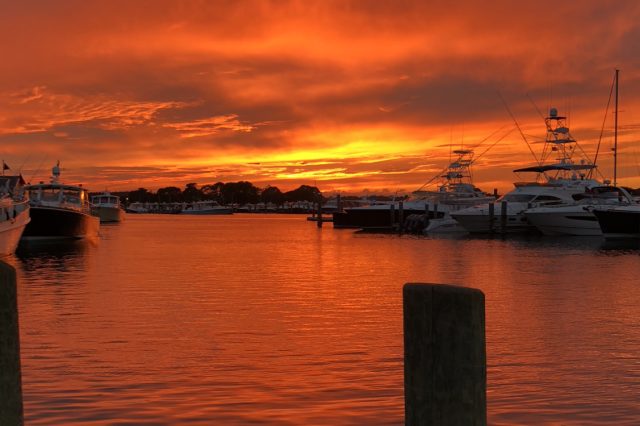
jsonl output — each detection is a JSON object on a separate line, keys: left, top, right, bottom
{"left": 0, "top": 175, "right": 30, "bottom": 255}
{"left": 593, "top": 205, "right": 640, "bottom": 239}
{"left": 524, "top": 186, "right": 634, "bottom": 236}
{"left": 22, "top": 163, "right": 99, "bottom": 240}
{"left": 91, "top": 192, "right": 125, "bottom": 223}
{"left": 180, "top": 201, "right": 233, "bottom": 215}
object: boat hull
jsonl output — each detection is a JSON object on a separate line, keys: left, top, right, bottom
{"left": 0, "top": 207, "right": 30, "bottom": 255}
{"left": 22, "top": 206, "right": 100, "bottom": 240}
{"left": 94, "top": 206, "right": 125, "bottom": 223}
{"left": 333, "top": 207, "right": 443, "bottom": 230}
{"left": 180, "top": 208, "right": 233, "bottom": 215}
{"left": 451, "top": 211, "right": 534, "bottom": 233}
{"left": 593, "top": 209, "right": 640, "bottom": 239}
{"left": 525, "top": 209, "right": 600, "bottom": 236}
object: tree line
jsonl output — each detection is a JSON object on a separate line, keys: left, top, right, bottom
{"left": 122, "top": 182, "right": 323, "bottom": 206}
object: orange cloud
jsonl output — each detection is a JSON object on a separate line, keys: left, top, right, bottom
{"left": 1, "top": 0, "right": 639, "bottom": 193}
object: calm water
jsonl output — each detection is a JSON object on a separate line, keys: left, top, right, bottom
{"left": 5, "top": 214, "right": 640, "bottom": 424}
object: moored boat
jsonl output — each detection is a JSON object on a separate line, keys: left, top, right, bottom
{"left": 180, "top": 201, "right": 233, "bottom": 215}
{"left": 524, "top": 186, "right": 634, "bottom": 236}
{"left": 0, "top": 175, "right": 31, "bottom": 255}
{"left": 22, "top": 163, "right": 99, "bottom": 240}
{"left": 91, "top": 192, "right": 125, "bottom": 223}
{"left": 593, "top": 206, "right": 640, "bottom": 239}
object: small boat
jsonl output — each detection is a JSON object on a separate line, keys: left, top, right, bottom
{"left": 180, "top": 201, "right": 233, "bottom": 215}
{"left": 22, "top": 163, "right": 99, "bottom": 240}
{"left": 125, "top": 202, "right": 149, "bottom": 214}
{"left": 0, "top": 175, "right": 31, "bottom": 255}
{"left": 91, "top": 192, "right": 125, "bottom": 223}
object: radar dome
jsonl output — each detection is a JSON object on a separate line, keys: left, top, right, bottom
{"left": 549, "top": 107, "right": 558, "bottom": 117}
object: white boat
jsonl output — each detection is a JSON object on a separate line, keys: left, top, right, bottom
{"left": 125, "top": 202, "right": 149, "bottom": 214}
{"left": 452, "top": 107, "right": 600, "bottom": 233}
{"left": 0, "top": 175, "right": 31, "bottom": 255}
{"left": 525, "top": 186, "right": 635, "bottom": 236}
{"left": 22, "top": 163, "right": 99, "bottom": 240}
{"left": 91, "top": 192, "right": 125, "bottom": 223}
{"left": 180, "top": 201, "right": 233, "bottom": 215}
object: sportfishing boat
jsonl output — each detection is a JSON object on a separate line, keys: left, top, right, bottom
{"left": 0, "top": 175, "right": 31, "bottom": 255}
{"left": 524, "top": 185, "right": 634, "bottom": 236}
{"left": 180, "top": 201, "right": 233, "bottom": 215}
{"left": 593, "top": 205, "right": 640, "bottom": 239}
{"left": 22, "top": 163, "right": 100, "bottom": 240}
{"left": 452, "top": 108, "right": 600, "bottom": 233}
{"left": 91, "top": 192, "right": 125, "bottom": 223}
{"left": 333, "top": 149, "right": 495, "bottom": 230}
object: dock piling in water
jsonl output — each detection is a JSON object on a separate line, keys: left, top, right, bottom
{"left": 0, "top": 261, "right": 24, "bottom": 426}
{"left": 403, "top": 283, "right": 486, "bottom": 426}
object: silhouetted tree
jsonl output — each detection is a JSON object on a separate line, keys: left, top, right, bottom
{"left": 221, "top": 181, "right": 260, "bottom": 205}
{"left": 182, "top": 183, "right": 202, "bottom": 202}
{"left": 260, "top": 186, "right": 285, "bottom": 205}
{"left": 157, "top": 186, "right": 183, "bottom": 203}
{"left": 201, "top": 182, "right": 225, "bottom": 202}
{"left": 284, "top": 185, "right": 322, "bottom": 203}
{"left": 128, "top": 187, "right": 155, "bottom": 203}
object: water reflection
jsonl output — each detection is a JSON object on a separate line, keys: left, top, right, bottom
{"left": 16, "top": 240, "right": 92, "bottom": 277}
{"left": 0, "top": 261, "right": 24, "bottom": 425}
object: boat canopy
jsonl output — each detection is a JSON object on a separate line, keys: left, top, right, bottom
{"left": 513, "top": 164, "right": 596, "bottom": 173}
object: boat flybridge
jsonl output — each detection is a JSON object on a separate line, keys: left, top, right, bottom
{"left": 452, "top": 108, "right": 601, "bottom": 233}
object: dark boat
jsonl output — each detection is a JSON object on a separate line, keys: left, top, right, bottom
{"left": 593, "top": 206, "right": 640, "bottom": 239}
{"left": 22, "top": 162, "right": 99, "bottom": 240}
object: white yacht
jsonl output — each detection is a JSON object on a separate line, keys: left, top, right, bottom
{"left": 524, "top": 186, "right": 635, "bottom": 236}
{"left": 452, "top": 108, "right": 600, "bottom": 234}
{"left": 91, "top": 192, "right": 125, "bottom": 223}
{"left": 180, "top": 201, "right": 233, "bottom": 215}
{"left": 0, "top": 175, "right": 31, "bottom": 255}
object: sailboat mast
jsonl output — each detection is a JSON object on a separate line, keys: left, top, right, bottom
{"left": 614, "top": 68, "right": 619, "bottom": 186}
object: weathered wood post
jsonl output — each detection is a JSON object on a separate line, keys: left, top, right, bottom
{"left": 317, "top": 198, "right": 323, "bottom": 228}
{"left": 403, "top": 283, "right": 486, "bottom": 426}
{"left": 500, "top": 201, "right": 508, "bottom": 233}
{"left": 398, "top": 201, "right": 404, "bottom": 234}
{"left": 0, "top": 261, "right": 23, "bottom": 425}
{"left": 390, "top": 204, "right": 396, "bottom": 228}
{"left": 488, "top": 202, "right": 495, "bottom": 234}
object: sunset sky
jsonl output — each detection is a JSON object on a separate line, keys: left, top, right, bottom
{"left": 1, "top": 0, "right": 640, "bottom": 194}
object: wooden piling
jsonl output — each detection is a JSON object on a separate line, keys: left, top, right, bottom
{"left": 403, "top": 283, "right": 486, "bottom": 426}
{"left": 500, "top": 201, "right": 508, "bottom": 233}
{"left": 316, "top": 201, "right": 323, "bottom": 228}
{"left": 0, "top": 261, "right": 23, "bottom": 426}
{"left": 390, "top": 204, "right": 396, "bottom": 228}
{"left": 398, "top": 201, "right": 404, "bottom": 234}
{"left": 488, "top": 203, "right": 495, "bottom": 233}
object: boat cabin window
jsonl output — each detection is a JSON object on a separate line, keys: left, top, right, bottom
{"left": 63, "top": 189, "right": 83, "bottom": 204}
{"left": 532, "top": 195, "right": 563, "bottom": 202}
{"left": 498, "top": 194, "right": 536, "bottom": 203}
{"left": 34, "top": 187, "right": 62, "bottom": 202}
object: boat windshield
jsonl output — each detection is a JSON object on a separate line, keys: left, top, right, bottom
{"left": 498, "top": 194, "right": 537, "bottom": 203}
